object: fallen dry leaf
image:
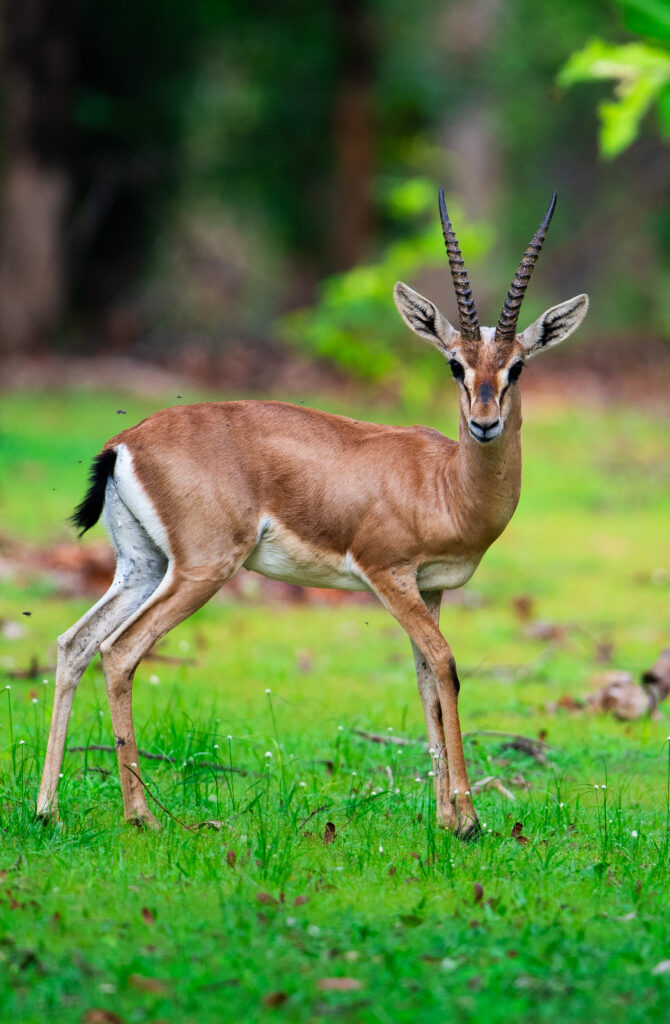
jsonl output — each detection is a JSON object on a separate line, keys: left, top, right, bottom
{"left": 473, "top": 882, "right": 484, "bottom": 904}
{"left": 524, "top": 620, "right": 565, "bottom": 643}
{"left": 293, "top": 894, "right": 309, "bottom": 907}
{"left": 82, "top": 1012, "right": 126, "bottom": 1024}
{"left": 128, "top": 974, "right": 169, "bottom": 994}
{"left": 140, "top": 907, "right": 156, "bottom": 926}
{"left": 511, "top": 822, "right": 530, "bottom": 845}
{"left": 226, "top": 849, "right": 237, "bottom": 868}
{"left": 323, "top": 822, "right": 337, "bottom": 844}
{"left": 643, "top": 648, "right": 670, "bottom": 707}
{"left": 256, "top": 892, "right": 278, "bottom": 906}
{"left": 263, "top": 991, "right": 289, "bottom": 1007}
{"left": 588, "top": 672, "right": 651, "bottom": 720}
{"left": 317, "top": 977, "right": 363, "bottom": 992}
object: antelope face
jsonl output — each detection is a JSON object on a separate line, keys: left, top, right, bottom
{"left": 394, "top": 190, "right": 589, "bottom": 446}
{"left": 445, "top": 329, "right": 525, "bottom": 444}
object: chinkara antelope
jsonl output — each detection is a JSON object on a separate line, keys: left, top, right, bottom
{"left": 37, "top": 190, "right": 588, "bottom": 838}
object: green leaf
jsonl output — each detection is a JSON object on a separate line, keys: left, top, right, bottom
{"left": 616, "top": 0, "right": 670, "bottom": 44}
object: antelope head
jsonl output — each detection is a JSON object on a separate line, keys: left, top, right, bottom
{"left": 394, "top": 190, "right": 589, "bottom": 444}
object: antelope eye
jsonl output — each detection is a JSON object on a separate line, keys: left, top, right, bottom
{"left": 508, "top": 361, "right": 524, "bottom": 383}
{"left": 449, "top": 359, "right": 465, "bottom": 383}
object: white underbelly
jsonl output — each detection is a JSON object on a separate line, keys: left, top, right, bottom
{"left": 416, "top": 556, "right": 480, "bottom": 590}
{"left": 243, "top": 519, "right": 371, "bottom": 591}
{"left": 243, "top": 518, "right": 480, "bottom": 593}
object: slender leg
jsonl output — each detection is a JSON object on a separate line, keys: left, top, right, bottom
{"left": 36, "top": 562, "right": 163, "bottom": 820}
{"left": 99, "top": 569, "right": 223, "bottom": 826}
{"left": 411, "top": 590, "right": 456, "bottom": 830}
{"left": 369, "top": 570, "right": 479, "bottom": 838}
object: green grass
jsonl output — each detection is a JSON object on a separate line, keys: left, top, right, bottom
{"left": 1, "top": 387, "right": 669, "bottom": 1023}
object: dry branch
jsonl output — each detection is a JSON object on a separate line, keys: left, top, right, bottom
{"left": 66, "top": 744, "right": 249, "bottom": 774}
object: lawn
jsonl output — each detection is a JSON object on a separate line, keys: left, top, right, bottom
{"left": 0, "top": 386, "right": 669, "bottom": 1024}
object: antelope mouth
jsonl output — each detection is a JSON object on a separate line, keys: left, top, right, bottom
{"left": 468, "top": 423, "right": 502, "bottom": 444}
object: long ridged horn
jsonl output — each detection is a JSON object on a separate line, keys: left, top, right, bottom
{"left": 438, "top": 188, "right": 480, "bottom": 343}
{"left": 495, "top": 191, "right": 557, "bottom": 344}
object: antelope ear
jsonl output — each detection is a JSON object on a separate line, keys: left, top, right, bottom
{"left": 518, "top": 294, "right": 589, "bottom": 359}
{"left": 393, "top": 281, "right": 458, "bottom": 355}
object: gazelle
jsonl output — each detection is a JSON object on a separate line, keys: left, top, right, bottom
{"left": 37, "top": 191, "right": 588, "bottom": 838}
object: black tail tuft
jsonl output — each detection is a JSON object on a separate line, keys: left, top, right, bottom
{"left": 70, "top": 449, "right": 117, "bottom": 537}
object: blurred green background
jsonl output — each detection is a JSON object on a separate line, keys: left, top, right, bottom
{"left": 1, "top": 0, "right": 670, "bottom": 391}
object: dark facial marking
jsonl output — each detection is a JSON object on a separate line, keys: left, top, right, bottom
{"left": 508, "top": 361, "right": 524, "bottom": 383}
{"left": 477, "top": 380, "right": 495, "bottom": 404}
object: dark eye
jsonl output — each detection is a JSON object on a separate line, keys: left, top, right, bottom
{"left": 449, "top": 359, "right": 465, "bottom": 383}
{"left": 508, "top": 361, "right": 524, "bottom": 383}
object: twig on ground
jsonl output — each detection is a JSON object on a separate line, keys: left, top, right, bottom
{"left": 470, "top": 776, "right": 516, "bottom": 800}
{"left": 66, "top": 743, "right": 250, "bottom": 774}
{"left": 124, "top": 764, "right": 197, "bottom": 832}
{"left": 352, "top": 729, "right": 422, "bottom": 747}
{"left": 298, "top": 804, "right": 331, "bottom": 830}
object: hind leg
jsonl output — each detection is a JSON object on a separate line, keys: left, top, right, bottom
{"left": 100, "top": 567, "right": 225, "bottom": 826}
{"left": 37, "top": 486, "right": 167, "bottom": 821}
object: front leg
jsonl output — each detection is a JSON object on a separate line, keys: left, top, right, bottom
{"left": 411, "top": 590, "right": 456, "bottom": 830}
{"left": 369, "top": 570, "right": 479, "bottom": 839}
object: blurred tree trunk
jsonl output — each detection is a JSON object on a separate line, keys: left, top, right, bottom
{"left": 0, "top": 0, "right": 73, "bottom": 354}
{"left": 330, "top": 0, "right": 375, "bottom": 270}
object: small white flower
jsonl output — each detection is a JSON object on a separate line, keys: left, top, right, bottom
{"left": 99, "top": 710, "right": 104, "bottom": 716}
{"left": 286, "top": 916, "right": 297, "bottom": 926}
{"left": 265, "top": 688, "right": 271, "bottom": 694}
{"left": 179, "top": 640, "right": 190, "bottom": 652}
{"left": 351, "top": 771, "right": 357, "bottom": 776}
{"left": 208, "top": 794, "right": 217, "bottom": 803}
{"left": 387, "top": 726, "right": 393, "bottom": 732}
{"left": 338, "top": 725, "right": 344, "bottom": 731}
{"left": 99, "top": 983, "right": 116, "bottom": 994}
{"left": 559, "top": 802, "right": 564, "bottom": 808}
{"left": 213, "top": 744, "right": 219, "bottom": 749}
{"left": 264, "top": 751, "right": 272, "bottom": 758}
{"left": 397, "top": 749, "right": 403, "bottom": 755}
{"left": 465, "top": 790, "right": 470, "bottom": 797}
{"left": 149, "top": 674, "right": 160, "bottom": 685}
{"left": 307, "top": 924, "right": 320, "bottom": 936}
{"left": 32, "top": 698, "right": 38, "bottom": 704}
{"left": 428, "top": 771, "right": 435, "bottom": 777}
{"left": 19, "top": 739, "right": 25, "bottom": 745}
{"left": 130, "top": 761, "right": 137, "bottom": 767}
{"left": 42, "top": 678, "right": 49, "bottom": 685}
{"left": 601, "top": 784, "right": 607, "bottom": 790}
{"left": 482, "top": 823, "right": 487, "bottom": 829}
{"left": 227, "top": 734, "right": 233, "bottom": 740}
{"left": 378, "top": 845, "right": 383, "bottom": 853}
{"left": 594, "top": 785, "right": 599, "bottom": 790}
{"left": 428, "top": 747, "right": 435, "bottom": 755}
{"left": 299, "top": 781, "right": 307, "bottom": 787}
{"left": 631, "top": 830, "right": 639, "bottom": 838}
{"left": 394, "top": 787, "right": 400, "bottom": 794}
{"left": 59, "top": 772, "right": 64, "bottom": 778}
{"left": 5, "top": 685, "right": 10, "bottom": 690}
{"left": 415, "top": 778, "right": 423, "bottom": 784}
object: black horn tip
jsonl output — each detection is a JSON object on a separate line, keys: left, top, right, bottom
{"left": 543, "top": 191, "right": 558, "bottom": 229}
{"left": 438, "top": 187, "right": 449, "bottom": 223}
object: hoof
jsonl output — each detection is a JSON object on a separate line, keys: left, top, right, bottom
{"left": 455, "top": 817, "right": 482, "bottom": 842}
{"left": 35, "top": 806, "right": 60, "bottom": 826}
{"left": 127, "top": 811, "right": 162, "bottom": 832}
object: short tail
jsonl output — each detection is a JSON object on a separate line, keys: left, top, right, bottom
{"left": 70, "top": 449, "right": 117, "bottom": 537}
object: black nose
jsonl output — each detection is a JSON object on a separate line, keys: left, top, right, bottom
{"left": 470, "top": 418, "right": 500, "bottom": 437}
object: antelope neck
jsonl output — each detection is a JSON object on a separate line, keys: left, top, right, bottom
{"left": 454, "top": 387, "right": 523, "bottom": 543}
